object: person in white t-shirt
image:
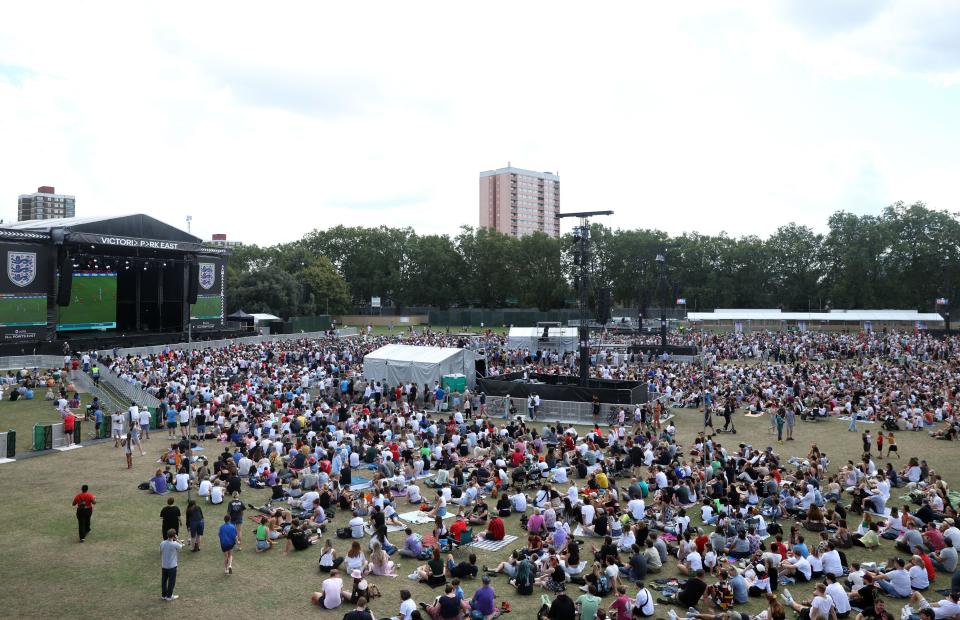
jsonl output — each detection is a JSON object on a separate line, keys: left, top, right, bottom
{"left": 906, "top": 591, "right": 960, "bottom": 620}
{"left": 210, "top": 484, "right": 224, "bottom": 505}
{"left": 138, "top": 408, "right": 152, "bottom": 439}
{"left": 398, "top": 589, "right": 418, "bottom": 620}
{"left": 628, "top": 497, "right": 646, "bottom": 521}
{"left": 824, "top": 574, "right": 851, "bottom": 616}
{"left": 175, "top": 471, "right": 190, "bottom": 492}
{"left": 198, "top": 478, "right": 212, "bottom": 498}
{"left": 312, "top": 570, "right": 346, "bottom": 609}
{"left": 782, "top": 584, "right": 834, "bottom": 620}
{"left": 679, "top": 549, "right": 703, "bottom": 575}
{"left": 821, "top": 544, "right": 844, "bottom": 577}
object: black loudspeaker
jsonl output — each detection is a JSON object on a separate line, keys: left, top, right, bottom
{"left": 56, "top": 252, "right": 73, "bottom": 306}
{"left": 187, "top": 263, "right": 199, "bottom": 304}
{"left": 597, "top": 287, "right": 612, "bottom": 324}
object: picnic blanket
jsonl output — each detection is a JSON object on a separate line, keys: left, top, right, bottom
{"left": 397, "top": 510, "right": 455, "bottom": 525}
{"left": 865, "top": 507, "right": 892, "bottom": 518}
{"left": 743, "top": 412, "right": 765, "bottom": 418}
{"left": 470, "top": 534, "right": 519, "bottom": 552}
{"left": 365, "top": 523, "right": 406, "bottom": 534}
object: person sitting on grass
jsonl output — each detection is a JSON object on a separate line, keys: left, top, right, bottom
{"left": 254, "top": 519, "right": 273, "bottom": 552}
{"left": 477, "top": 515, "right": 504, "bottom": 541}
{"left": 423, "top": 585, "right": 468, "bottom": 620}
{"left": 150, "top": 469, "right": 169, "bottom": 495}
{"left": 656, "top": 569, "right": 708, "bottom": 609}
{"left": 780, "top": 583, "right": 838, "bottom": 620}
{"left": 413, "top": 547, "right": 446, "bottom": 587}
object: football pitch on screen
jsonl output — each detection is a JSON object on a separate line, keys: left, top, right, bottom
{"left": 190, "top": 294, "right": 222, "bottom": 319}
{"left": 57, "top": 273, "right": 117, "bottom": 329}
{"left": 0, "top": 294, "right": 47, "bottom": 327}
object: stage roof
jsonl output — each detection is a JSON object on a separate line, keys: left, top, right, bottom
{"left": 4, "top": 214, "right": 202, "bottom": 244}
{"left": 688, "top": 308, "right": 944, "bottom": 322}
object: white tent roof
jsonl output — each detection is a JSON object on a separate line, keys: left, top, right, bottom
{"left": 250, "top": 313, "right": 282, "bottom": 322}
{"left": 688, "top": 308, "right": 944, "bottom": 322}
{"left": 364, "top": 344, "right": 465, "bottom": 364}
{"left": 507, "top": 327, "right": 578, "bottom": 338}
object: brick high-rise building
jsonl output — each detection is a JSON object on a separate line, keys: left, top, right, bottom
{"left": 479, "top": 166, "right": 560, "bottom": 238}
{"left": 18, "top": 186, "right": 75, "bottom": 221}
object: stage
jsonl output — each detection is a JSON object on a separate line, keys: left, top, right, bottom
{"left": 0, "top": 214, "right": 231, "bottom": 352}
{"left": 476, "top": 371, "right": 647, "bottom": 405}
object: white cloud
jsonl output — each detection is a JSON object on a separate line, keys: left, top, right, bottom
{"left": 0, "top": 1, "right": 957, "bottom": 244}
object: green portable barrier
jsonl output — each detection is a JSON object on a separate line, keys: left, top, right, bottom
{"left": 152, "top": 408, "right": 161, "bottom": 430}
{"left": 74, "top": 422, "right": 81, "bottom": 444}
{"left": 43, "top": 425, "right": 53, "bottom": 450}
{"left": 5, "top": 429, "right": 14, "bottom": 457}
{"left": 33, "top": 424, "right": 45, "bottom": 451}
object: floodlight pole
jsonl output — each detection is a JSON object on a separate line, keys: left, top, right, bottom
{"left": 556, "top": 210, "right": 613, "bottom": 386}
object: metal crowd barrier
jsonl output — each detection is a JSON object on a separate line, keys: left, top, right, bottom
{"left": 98, "top": 371, "right": 161, "bottom": 409}
{"left": 0, "top": 430, "right": 14, "bottom": 458}
{"left": 0, "top": 355, "right": 65, "bottom": 371}
{"left": 96, "top": 329, "right": 357, "bottom": 359}
{"left": 32, "top": 421, "right": 80, "bottom": 451}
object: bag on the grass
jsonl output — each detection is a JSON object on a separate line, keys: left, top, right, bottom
{"left": 336, "top": 527, "right": 352, "bottom": 539}
{"left": 137, "top": 482, "right": 150, "bottom": 490}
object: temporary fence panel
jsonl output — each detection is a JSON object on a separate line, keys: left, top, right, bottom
{"left": 0, "top": 355, "right": 65, "bottom": 371}
{"left": 0, "top": 431, "right": 8, "bottom": 458}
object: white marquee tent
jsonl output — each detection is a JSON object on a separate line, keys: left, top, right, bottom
{"left": 363, "top": 344, "right": 477, "bottom": 389}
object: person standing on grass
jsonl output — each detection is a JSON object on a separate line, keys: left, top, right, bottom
{"left": 139, "top": 406, "right": 152, "bottom": 441}
{"left": 219, "top": 514, "right": 238, "bottom": 574}
{"left": 186, "top": 499, "right": 204, "bottom": 552}
{"left": 160, "top": 528, "right": 183, "bottom": 601}
{"left": 111, "top": 409, "right": 123, "bottom": 447}
{"left": 72, "top": 484, "right": 96, "bottom": 542}
{"left": 123, "top": 433, "right": 133, "bottom": 468}
{"left": 62, "top": 410, "right": 75, "bottom": 447}
{"left": 227, "top": 491, "right": 245, "bottom": 550}
{"left": 160, "top": 497, "right": 181, "bottom": 539}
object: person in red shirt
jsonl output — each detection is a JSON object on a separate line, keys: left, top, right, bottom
{"left": 63, "top": 412, "right": 76, "bottom": 447}
{"left": 449, "top": 514, "right": 468, "bottom": 543}
{"left": 72, "top": 484, "right": 96, "bottom": 542}
{"left": 482, "top": 516, "right": 505, "bottom": 541}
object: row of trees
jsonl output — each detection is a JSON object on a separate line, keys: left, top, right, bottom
{"left": 227, "top": 201, "right": 960, "bottom": 318}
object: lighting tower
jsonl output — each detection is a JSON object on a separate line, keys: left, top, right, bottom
{"left": 556, "top": 210, "right": 613, "bottom": 385}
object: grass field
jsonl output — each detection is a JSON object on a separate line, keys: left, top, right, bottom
{"left": 0, "top": 410, "right": 957, "bottom": 619}
{"left": 0, "top": 393, "right": 91, "bottom": 453}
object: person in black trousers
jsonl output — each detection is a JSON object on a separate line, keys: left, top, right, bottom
{"left": 72, "top": 484, "right": 96, "bottom": 542}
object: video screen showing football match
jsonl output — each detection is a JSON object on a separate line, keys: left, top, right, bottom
{"left": 190, "top": 294, "right": 223, "bottom": 320}
{"left": 56, "top": 272, "right": 118, "bottom": 331}
{"left": 0, "top": 293, "right": 47, "bottom": 327}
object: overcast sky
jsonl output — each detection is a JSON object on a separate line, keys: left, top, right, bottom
{"left": 1, "top": 1, "right": 958, "bottom": 245}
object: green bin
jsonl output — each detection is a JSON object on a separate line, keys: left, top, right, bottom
{"left": 6, "top": 429, "right": 14, "bottom": 457}
{"left": 32, "top": 424, "right": 45, "bottom": 451}
{"left": 74, "top": 422, "right": 81, "bottom": 444}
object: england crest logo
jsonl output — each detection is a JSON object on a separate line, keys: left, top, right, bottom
{"left": 7, "top": 252, "right": 37, "bottom": 288}
{"left": 198, "top": 263, "right": 216, "bottom": 290}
